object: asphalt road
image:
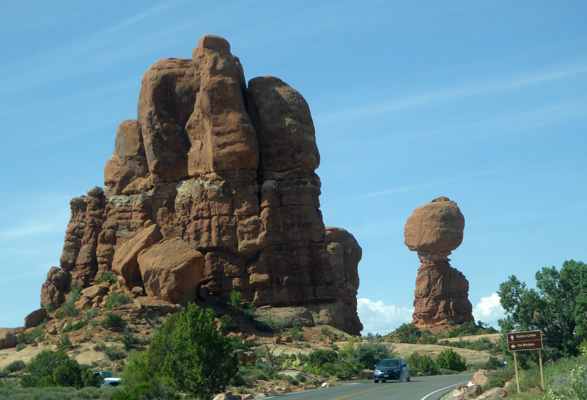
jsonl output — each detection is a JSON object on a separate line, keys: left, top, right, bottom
{"left": 280, "top": 374, "right": 474, "bottom": 400}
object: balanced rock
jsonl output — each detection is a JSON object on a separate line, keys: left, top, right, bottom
{"left": 36, "top": 34, "right": 363, "bottom": 335}
{"left": 404, "top": 197, "right": 473, "bottom": 327}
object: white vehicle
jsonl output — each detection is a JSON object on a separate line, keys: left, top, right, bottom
{"left": 94, "top": 371, "right": 122, "bottom": 387}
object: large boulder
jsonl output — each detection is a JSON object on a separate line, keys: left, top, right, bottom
{"left": 404, "top": 196, "right": 465, "bottom": 257}
{"left": 24, "top": 308, "right": 48, "bottom": 329}
{"left": 40, "top": 266, "right": 71, "bottom": 307}
{"left": 112, "top": 224, "right": 162, "bottom": 288}
{"left": 0, "top": 328, "right": 19, "bottom": 349}
{"left": 138, "top": 237, "right": 205, "bottom": 305}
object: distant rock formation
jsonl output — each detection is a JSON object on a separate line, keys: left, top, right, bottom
{"left": 404, "top": 197, "right": 474, "bottom": 328}
{"left": 37, "top": 35, "right": 363, "bottom": 335}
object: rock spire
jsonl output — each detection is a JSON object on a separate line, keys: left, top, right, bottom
{"left": 404, "top": 196, "right": 474, "bottom": 328}
{"left": 39, "top": 34, "right": 363, "bottom": 335}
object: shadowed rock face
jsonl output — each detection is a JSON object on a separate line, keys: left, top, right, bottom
{"left": 39, "top": 35, "right": 363, "bottom": 335}
{"left": 404, "top": 197, "right": 473, "bottom": 328}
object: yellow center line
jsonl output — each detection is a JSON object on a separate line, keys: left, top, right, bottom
{"left": 330, "top": 383, "right": 414, "bottom": 400}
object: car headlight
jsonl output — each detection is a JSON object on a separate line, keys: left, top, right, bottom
{"left": 374, "top": 369, "right": 381, "bottom": 374}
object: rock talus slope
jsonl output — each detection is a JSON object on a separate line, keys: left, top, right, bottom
{"left": 404, "top": 196, "right": 474, "bottom": 328}
{"left": 38, "top": 35, "right": 363, "bottom": 335}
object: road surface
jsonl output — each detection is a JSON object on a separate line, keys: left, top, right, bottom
{"left": 280, "top": 374, "right": 474, "bottom": 400}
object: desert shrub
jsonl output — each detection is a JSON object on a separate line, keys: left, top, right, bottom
{"left": 483, "top": 356, "right": 504, "bottom": 370}
{"left": 95, "top": 271, "right": 118, "bottom": 285}
{"left": 253, "top": 315, "right": 276, "bottom": 332}
{"left": 17, "top": 326, "right": 45, "bottom": 345}
{"left": 45, "top": 301, "right": 56, "bottom": 313}
{"left": 290, "top": 324, "right": 304, "bottom": 341}
{"left": 61, "top": 285, "right": 82, "bottom": 317}
{"left": 483, "top": 363, "right": 515, "bottom": 390}
{"left": 435, "top": 348, "right": 467, "bottom": 372}
{"left": 122, "top": 303, "right": 237, "bottom": 400}
{"left": 308, "top": 349, "right": 338, "bottom": 368}
{"left": 84, "top": 307, "right": 100, "bottom": 322}
{"left": 544, "top": 364, "right": 587, "bottom": 399}
{"left": 57, "top": 333, "right": 72, "bottom": 350}
{"left": 406, "top": 352, "right": 439, "bottom": 376}
{"left": 394, "top": 323, "right": 421, "bottom": 343}
{"left": 101, "top": 312, "right": 125, "bottom": 330}
{"left": 101, "top": 344, "right": 126, "bottom": 360}
{"left": 20, "top": 350, "right": 101, "bottom": 389}
{"left": 105, "top": 292, "right": 130, "bottom": 309}
{"left": 350, "top": 343, "right": 391, "bottom": 369}
{"left": 230, "top": 290, "right": 244, "bottom": 307}
{"left": 4, "top": 360, "right": 25, "bottom": 374}
{"left": 121, "top": 329, "right": 140, "bottom": 350}
{"left": 110, "top": 379, "right": 179, "bottom": 400}
{"left": 466, "top": 337, "right": 494, "bottom": 351}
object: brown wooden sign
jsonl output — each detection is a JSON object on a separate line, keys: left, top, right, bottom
{"left": 507, "top": 330, "right": 543, "bottom": 351}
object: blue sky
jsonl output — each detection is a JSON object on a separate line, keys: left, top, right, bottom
{"left": 1, "top": 1, "right": 586, "bottom": 333}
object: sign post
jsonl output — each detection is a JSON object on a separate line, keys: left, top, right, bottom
{"left": 507, "top": 330, "right": 544, "bottom": 392}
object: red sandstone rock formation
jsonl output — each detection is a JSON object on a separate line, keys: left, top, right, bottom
{"left": 38, "top": 35, "right": 362, "bottom": 335}
{"left": 404, "top": 197, "right": 473, "bottom": 328}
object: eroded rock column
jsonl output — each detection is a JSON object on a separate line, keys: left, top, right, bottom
{"left": 404, "top": 197, "right": 474, "bottom": 328}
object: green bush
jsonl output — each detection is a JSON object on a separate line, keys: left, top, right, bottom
{"left": 101, "top": 312, "right": 125, "bottom": 330}
{"left": 394, "top": 323, "right": 421, "bottom": 343}
{"left": 308, "top": 349, "right": 338, "bottom": 368}
{"left": 4, "top": 360, "right": 25, "bottom": 374}
{"left": 122, "top": 303, "right": 237, "bottom": 400}
{"left": 483, "top": 356, "right": 504, "bottom": 370}
{"left": 61, "top": 285, "right": 82, "bottom": 317}
{"left": 406, "top": 352, "right": 439, "bottom": 376}
{"left": 20, "top": 350, "right": 101, "bottom": 389}
{"left": 435, "top": 348, "right": 467, "bottom": 372}
{"left": 17, "top": 327, "right": 45, "bottom": 345}
{"left": 105, "top": 292, "right": 131, "bottom": 309}
{"left": 95, "top": 271, "right": 118, "bottom": 285}
{"left": 121, "top": 329, "right": 140, "bottom": 350}
{"left": 483, "top": 363, "right": 515, "bottom": 390}
{"left": 57, "top": 333, "right": 72, "bottom": 350}
{"left": 544, "top": 365, "right": 587, "bottom": 399}
{"left": 290, "top": 324, "right": 304, "bottom": 341}
{"left": 101, "top": 344, "right": 126, "bottom": 360}
{"left": 350, "top": 343, "right": 391, "bottom": 369}
{"left": 84, "top": 307, "right": 100, "bottom": 322}
{"left": 230, "top": 290, "right": 244, "bottom": 307}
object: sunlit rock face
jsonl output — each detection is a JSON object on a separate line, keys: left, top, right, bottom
{"left": 404, "top": 196, "right": 473, "bottom": 328}
{"left": 40, "top": 34, "right": 363, "bottom": 335}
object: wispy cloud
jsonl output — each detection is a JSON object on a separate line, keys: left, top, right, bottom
{"left": 0, "top": 219, "right": 65, "bottom": 242}
{"left": 358, "top": 298, "right": 413, "bottom": 335}
{"left": 353, "top": 165, "right": 533, "bottom": 200}
{"left": 315, "top": 64, "right": 587, "bottom": 124}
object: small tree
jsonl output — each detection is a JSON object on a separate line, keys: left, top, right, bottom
{"left": 124, "top": 303, "right": 237, "bottom": 400}
{"left": 435, "top": 348, "right": 467, "bottom": 372}
{"left": 498, "top": 260, "right": 587, "bottom": 358}
{"left": 406, "top": 352, "right": 438, "bottom": 375}
{"left": 350, "top": 343, "right": 391, "bottom": 369}
{"left": 20, "top": 350, "right": 100, "bottom": 389}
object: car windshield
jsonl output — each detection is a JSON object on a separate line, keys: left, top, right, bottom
{"left": 379, "top": 360, "right": 401, "bottom": 367}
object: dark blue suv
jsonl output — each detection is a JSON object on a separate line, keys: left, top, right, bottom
{"left": 373, "top": 358, "right": 410, "bottom": 383}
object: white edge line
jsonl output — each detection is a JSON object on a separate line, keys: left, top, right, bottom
{"left": 420, "top": 380, "right": 469, "bottom": 400}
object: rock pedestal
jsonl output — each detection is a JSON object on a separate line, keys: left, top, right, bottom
{"left": 404, "top": 197, "right": 473, "bottom": 328}
{"left": 38, "top": 35, "right": 363, "bottom": 335}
